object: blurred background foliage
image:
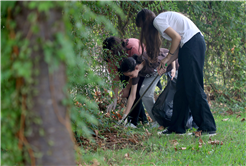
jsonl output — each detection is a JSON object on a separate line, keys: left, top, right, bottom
{"left": 1, "top": 1, "right": 246, "bottom": 165}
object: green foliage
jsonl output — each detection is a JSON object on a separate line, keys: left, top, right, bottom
{"left": 1, "top": 2, "right": 25, "bottom": 165}
{"left": 1, "top": 1, "right": 123, "bottom": 165}
{"left": 177, "top": 1, "right": 246, "bottom": 106}
{"left": 1, "top": 1, "right": 246, "bottom": 165}
{"left": 62, "top": 1, "right": 125, "bottom": 140}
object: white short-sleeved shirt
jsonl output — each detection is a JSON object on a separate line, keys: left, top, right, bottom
{"left": 153, "top": 11, "right": 201, "bottom": 48}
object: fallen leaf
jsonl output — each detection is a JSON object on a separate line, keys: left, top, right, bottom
{"left": 216, "top": 140, "right": 221, "bottom": 145}
{"left": 241, "top": 118, "right": 245, "bottom": 122}
{"left": 124, "top": 153, "right": 129, "bottom": 158}
{"left": 147, "top": 116, "right": 153, "bottom": 122}
{"left": 236, "top": 114, "right": 241, "bottom": 118}
{"left": 222, "top": 118, "right": 229, "bottom": 121}
{"left": 208, "top": 140, "right": 222, "bottom": 145}
{"left": 95, "top": 130, "right": 98, "bottom": 137}
{"left": 116, "top": 112, "right": 122, "bottom": 119}
{"left": 91, "top": 159, "right": 100, "bottom": 166}
{"left": 158, "top": 126, "right": 164, "bottom": 130}
{"left": 199, "top": 138, "right": 205, "bottom": 144}
{"left": 169, "top": 140, "right": 179, "bottom": 146}
{"left": 124, "top": 153, "right": 131, "bottom": 160}
{"left": 194, "top": 131, "right": 202, "bottom": 137}
{"left": 129, "top": 138, "right": 138, "bottom": 144}
{"left": 145, "top": 128, "right": 152, "bottom": 136}
{"left": 174, "top": 147, "right": 178, "bottom": 151}
{"left": 180, "top": 147, "right": 186, "bottom": 150}
{"left": 226, "top": 109, "right": 234, "bottom": 115}
{"left": 95, "top": 91, "right": 101, "bottom": 97}
{"left": 105, "top": 113, "right": 110, "bottom": 118}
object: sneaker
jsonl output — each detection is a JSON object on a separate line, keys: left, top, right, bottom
{"left": 193, "top": 131, "right": 217, "bottom": 137}
{"left": 157, "top": 129, "right": 186, "bottom": 136}
{"left": 125, "top": 123, "right": 137, "bottom": 128}
{"left": 157, "top": 129, "right": 172, "bottom": 136}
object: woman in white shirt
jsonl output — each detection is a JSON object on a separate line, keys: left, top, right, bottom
{"left": 136, "top": 9, "right": 216, "bottom": 136}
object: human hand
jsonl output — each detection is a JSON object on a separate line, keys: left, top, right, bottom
{"left": 118, "top": 114, "right": 127, "bottom": 125}
{"left": 158, "top": 58, "right": 168, "bottom": 76}
{"left": 120, "top": 88, "right": 129, "bottom": 98}
{"left": 106, "top": 98, "right": 117, "bottom": 113}
{"left": 170, "top": 68, "right": 176, "bottom": 80}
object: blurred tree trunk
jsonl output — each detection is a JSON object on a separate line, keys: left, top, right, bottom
{"left": 14, "top": 2, "right": 75, "bottom": 165}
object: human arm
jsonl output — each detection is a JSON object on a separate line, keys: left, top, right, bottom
{"left": 120, "top": 79, "right": 132, "bottom": 98}
{"left": 123, "top": 84, "right": 137, "bottom": 116}
{"left": 170, "top": 61, "right": 176, "bottom": 80}
{"left": 158, "top": 27, "right": 181, "bottom": 75}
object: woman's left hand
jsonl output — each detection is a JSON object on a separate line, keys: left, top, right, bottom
{"left": 170, "top": 68, "right": 176, "bottom": 80}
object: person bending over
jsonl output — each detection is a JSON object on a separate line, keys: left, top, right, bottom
{"left": 120, "top": 48, "right": 178, "bottom": 128}
{"left": 136, "top": 9, "right": 216, "bottom": 136}
{"left": 102, "top": 37, "right": 148, "bottom": 127}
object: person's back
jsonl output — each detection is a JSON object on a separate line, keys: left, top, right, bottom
{"left": 153, "top": 11, "right": 200, "bottom": 47}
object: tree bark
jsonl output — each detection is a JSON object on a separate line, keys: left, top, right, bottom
{"left": 14, "top": 2, "right": 75, "bottom": 165}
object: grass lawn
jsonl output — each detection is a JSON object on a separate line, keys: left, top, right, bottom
{"left": 78, "top": 106, "right": 246, "bottom": 166}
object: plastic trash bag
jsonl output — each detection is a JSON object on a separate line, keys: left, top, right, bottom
{"left": 152, "top": 71, "right": 197, "bottom": 129}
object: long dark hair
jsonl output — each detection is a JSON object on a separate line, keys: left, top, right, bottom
{"left": 120, "top": 55, "right": 143, "bottom": 73}
{"left": 136, "top": 9, "right": 161, "bottom": 63}
{"left": 102, "top": 36, "right": 130, "bottom": 62}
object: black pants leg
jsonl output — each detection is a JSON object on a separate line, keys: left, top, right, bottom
{"left": 168, "top": 33, "right": 216, "bottom": 133}
{"left": 136, "top": 77, "right": 148, "bottom": 124}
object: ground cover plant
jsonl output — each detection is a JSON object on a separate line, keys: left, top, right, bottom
{"left": 77, "top": 103, "right": 246, "bottom": 165}
{"left": 1, "top": 1, "right": 245, "bottom": 165}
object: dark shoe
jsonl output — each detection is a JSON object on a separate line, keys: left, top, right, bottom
{"left": 142, "top": 120, "right": 149, "bottom": 126}
{"left": 157, "top": 129, "right": 185, "bottom": 136}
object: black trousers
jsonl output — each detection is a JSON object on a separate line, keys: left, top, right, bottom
{"left": 120, "top": 75, "right": 148, "bottom": 126}
{"left": 168, "top": 33, "right": 216, "bottom": 133}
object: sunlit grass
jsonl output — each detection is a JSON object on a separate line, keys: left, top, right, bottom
{"left": 79, "top": 107, "right": 246, "bottom": 165}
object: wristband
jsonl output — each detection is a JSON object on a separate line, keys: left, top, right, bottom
{"left": 168, "top": 51, "right": 174, "bottom": 55}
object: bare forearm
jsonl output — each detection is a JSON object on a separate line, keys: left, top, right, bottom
{"left": 169, "top": 38, "right": 180, "bottom": 56}
{"left": 124, "top": 94, "right": 136, "bottom": 115}
{"left": 124, "top": 84, "right": 137, "bottom": 115}
{"left": 167, "top": 49, "right": 179, "bottom": 66}
{"left": 171, "top": 61, "right": 176, "bottom": 70}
